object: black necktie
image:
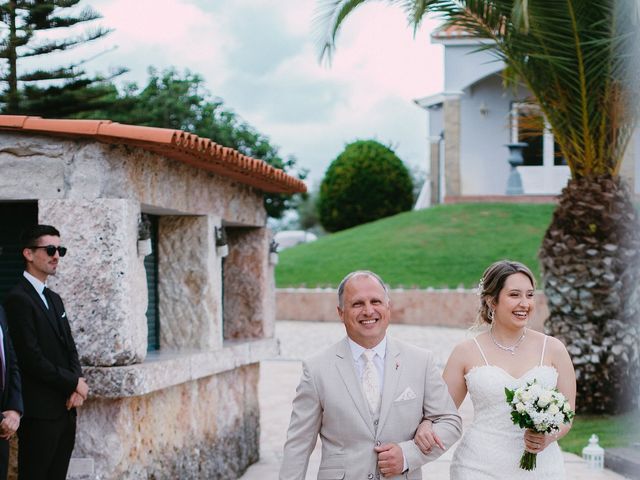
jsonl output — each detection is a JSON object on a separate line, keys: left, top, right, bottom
{"left": 43, "top": 287, "right": 63, "bottom": 339}
{"left": 43, "top": 286, "right": 52, "bottom": 310}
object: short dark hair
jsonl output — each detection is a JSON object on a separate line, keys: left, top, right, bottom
{"left": 20, "top": 225, "right": 60, "bottom": 251}
{"left": 477, "top": 260, "right": 535, "bottom": 325}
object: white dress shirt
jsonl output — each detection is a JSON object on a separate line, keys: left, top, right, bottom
{"left": 347, "top": 335, "right": 409, "bottom": 473}
{"left": 23, "top": 271, "right": 49, "bottom": 309}
{"left": 348, "top": 335, "right": 386, "bottom": 387}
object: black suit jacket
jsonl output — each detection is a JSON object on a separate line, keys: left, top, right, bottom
{"left": 0, "top": 306, "right": 23, "bottom": 418}
{"left": 4, "top": 277, "right": 81, "bottom": 419}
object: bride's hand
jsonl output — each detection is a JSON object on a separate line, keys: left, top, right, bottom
{"left": 414, "top": 420, "right": 445, "bottom": 454}
{"left": 524, "top": 429, "right": 554, "bottom": 453}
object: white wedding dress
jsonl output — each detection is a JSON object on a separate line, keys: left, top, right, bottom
{"left": 450, "top": 336, "right": 566, "bottom": 479}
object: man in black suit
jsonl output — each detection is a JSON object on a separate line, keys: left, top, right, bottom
{"left": 4, "top": 225, "right": 88, "bottom": 480}
{"left": 0, "top": 305, "right": 23, "bottom": 480}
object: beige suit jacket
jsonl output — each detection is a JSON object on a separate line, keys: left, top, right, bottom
{"left": 280, "top": 337, "right": 462, "bottom": 480}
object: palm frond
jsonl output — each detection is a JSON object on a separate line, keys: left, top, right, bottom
{"left": 317, "top": 0, "right": 637, "bottom": 177}
{"left": 314, "top": 0, "right": 372, "bottom": 64}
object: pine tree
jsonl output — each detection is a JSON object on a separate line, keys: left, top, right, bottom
{"left": 0, "top": 0, "right": 124, "bottom": 116}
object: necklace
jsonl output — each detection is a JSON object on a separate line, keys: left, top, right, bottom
{"left": 490, "top": 326, "right": 527, "bottom": 355}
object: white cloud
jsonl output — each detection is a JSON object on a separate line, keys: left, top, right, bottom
{"left": 80, "top": 0, "right": 443, "bottom": 185}
{"left": 89, "top": 0, "right": 235, "bottom": 86}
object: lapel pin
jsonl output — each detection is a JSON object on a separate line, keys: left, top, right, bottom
{"left": 395, "top": 362, "right": 399, "bottom": 370}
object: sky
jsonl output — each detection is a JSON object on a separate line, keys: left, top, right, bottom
{"left": 47, "top": 0, "right": 445, "bottom": 186}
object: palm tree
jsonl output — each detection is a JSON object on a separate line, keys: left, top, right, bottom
{"left": 318, "top": 0, "right": 640, "bottom": 414}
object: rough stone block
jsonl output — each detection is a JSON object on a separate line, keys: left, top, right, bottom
{"left": 0, "top": 139, "right": 65, "bottom": 199}
{"left": 74, "top": 365, "right": 260, "bottom": 480}
{"left": 223, "top": 228, "right": 271, "bottom": 340}
{"left": 41, "top": 198, "right": 147, "bottom": 366}
{"left": 159, "top": 215, "right": 221, "bottom": 350}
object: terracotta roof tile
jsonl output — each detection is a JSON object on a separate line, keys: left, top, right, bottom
{"left": 0, "top": 115, "right": 306, "bottom": 194}
{"left": 432, "top": 24, "right": 476, "bottom": 39}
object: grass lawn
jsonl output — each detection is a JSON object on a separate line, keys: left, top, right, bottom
{"left": 276, "top": 203, "right": 555, "bottom": 288}
{"left": 559, "top": 410, "right": 640, "bottom": 455}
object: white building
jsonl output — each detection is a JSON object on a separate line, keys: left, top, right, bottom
{"left": 414, "top": 25, "right": 639, "bottom": 206}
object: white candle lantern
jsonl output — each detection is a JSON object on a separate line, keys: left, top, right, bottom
{"left": 582, "top": 434, "right": 604, "bottom": 470}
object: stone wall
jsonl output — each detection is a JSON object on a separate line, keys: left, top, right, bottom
{"left": 277, "top": 288, "right": 549, "bottom": 331}
{"left": 41, "top": 198, "right": 148, "bottom": 366}
{"left": 159, "top": 215, "right": 222, "bottom": 350}
{"left": 224, "top": 228, "right": 274, "bottom": 341}
{"left": 0, "top": 131, "right": 276, "bottom": 479}
{"left": 0, "top": 132, "right": 266, "bottom": 226}
{"left": 75, "top": 364, "right": 260, "bottom": 479}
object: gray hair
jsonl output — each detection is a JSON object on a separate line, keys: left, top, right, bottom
{"left": 337, "top": 270, "right": 389, "bottom": 309}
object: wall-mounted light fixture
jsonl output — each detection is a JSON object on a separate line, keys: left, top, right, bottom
{"left": 269, "top": 239, "right": 279, "bottom": 266}
{"left": 215, "top": 226, "right": 228, "bottom": 258}
{"left": 479, "top": 101, "right": 489, "bottom": 117}
{"left": 137, "top": 213, "right": 152, "bottom": 257}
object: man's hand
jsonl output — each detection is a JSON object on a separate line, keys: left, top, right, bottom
{"left": 0, "top": 410, "right": 20, "bottom": 439}
{"left": 375, "top": 443, "right": 404, "bottom": 477}
{"left": 414, "top": 419, "right": 445, "bottom": 454}
{"left": 76, "top": 377, "right": 89, "bottom": 399}
{"left": 66, "top": 392, "right": 84, "bottom": 410}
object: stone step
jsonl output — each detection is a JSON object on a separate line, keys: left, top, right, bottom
{"left": 605, "top": 447, "right": 640, "bottom": 480}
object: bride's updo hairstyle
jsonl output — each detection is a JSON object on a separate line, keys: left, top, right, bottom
{"left": 477, "top": 260, "right": 536, "bottom": 325}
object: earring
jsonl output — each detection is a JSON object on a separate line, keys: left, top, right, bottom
{"left": 488, "top": 309, "right": 495, "bottom": 322}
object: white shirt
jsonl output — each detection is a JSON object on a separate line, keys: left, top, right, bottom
{"left": 348, "top": 336, "right": 386, "bottom": 388}
{"left": 347, "top": 335, "right": 408, "bottom": 472}
{"left": 23, "top": 271, "right": 49, "bottom": 309}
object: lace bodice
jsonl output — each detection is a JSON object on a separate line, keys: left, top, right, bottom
{"left": 450, "top": 337, "right": 566, "bottom": 479}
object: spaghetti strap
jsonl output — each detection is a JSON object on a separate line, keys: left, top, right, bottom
{"left": 473, "top": 337, "right": 489, "bottom": 366}
{"left": 540, "top": 335, "right": 548, "bottom": 366}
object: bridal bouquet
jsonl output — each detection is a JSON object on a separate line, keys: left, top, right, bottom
{"left": 505, "top": 380, "right": 575, "bottom": 470}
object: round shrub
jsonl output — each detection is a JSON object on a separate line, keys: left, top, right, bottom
{"left": 318, "top": 140, "right": 414, "bottom": 232}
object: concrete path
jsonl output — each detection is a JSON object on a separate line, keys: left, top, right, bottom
{"left": 241, "top": 321, "right": 628, "bottom": 479}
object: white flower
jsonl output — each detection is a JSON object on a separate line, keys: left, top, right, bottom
{"left": 529, "top": 384, "right": 543, "bottom": 397}
{"left": 537, "top": 391, "right": 552, "bottom": 407}
{"left": 516, "top": 402, "right": 527, "bottom": 413}
{"left": 548, "top": 404, "right": 560, "bottom": 414}
{"left": 519, "top": 390, "right": 533, "bottom": 402}
{"left": 563, "top": 401, "right": 571, "bottom": 412}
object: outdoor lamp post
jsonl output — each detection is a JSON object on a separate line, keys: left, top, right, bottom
{"left": 582, "top": 434, "right": 605, "bottom": 470}
{"left": 505, "top": 142, "right": 528, "bottom": 195}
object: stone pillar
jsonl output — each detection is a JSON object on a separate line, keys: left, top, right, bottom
{"left": 223, "top": 227, "right": 272, "bottom": 340}
{"left": 443, "top": 96, "right": 462, "bottom": 197}
{"left": 429, "top": 140, "right": 440, "bottom": 205}
{"left": 40, "top": 198, "right": 147, "bottom": 366}
{"left": 158, "top": 215, "right": 222, "bottom": 350}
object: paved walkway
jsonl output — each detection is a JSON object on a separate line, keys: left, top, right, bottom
{"left": 241, "top": 321, "right": 628, "bottom": 479}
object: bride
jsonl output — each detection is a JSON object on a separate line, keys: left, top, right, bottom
{"left": 416, "top": 260, "right": 576, "bottom": 479}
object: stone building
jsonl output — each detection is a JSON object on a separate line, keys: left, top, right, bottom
{"left": 0, "top": 115, "right": 306, "bottom": 479}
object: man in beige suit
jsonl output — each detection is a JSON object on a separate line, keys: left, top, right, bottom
{"left": 280, "top": 271, "right": 462, "bottom": 479}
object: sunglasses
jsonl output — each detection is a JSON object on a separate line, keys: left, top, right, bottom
{"left": 29, "top": 245, "right": 67, "bottom": 257}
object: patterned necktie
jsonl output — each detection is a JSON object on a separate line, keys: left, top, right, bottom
{"left": 362, "top": 350, "right": 380, "bottom": 414}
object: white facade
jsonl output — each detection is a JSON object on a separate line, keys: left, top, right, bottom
{"left": 415, "top": 31, "right": 636, "bottom": 204}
